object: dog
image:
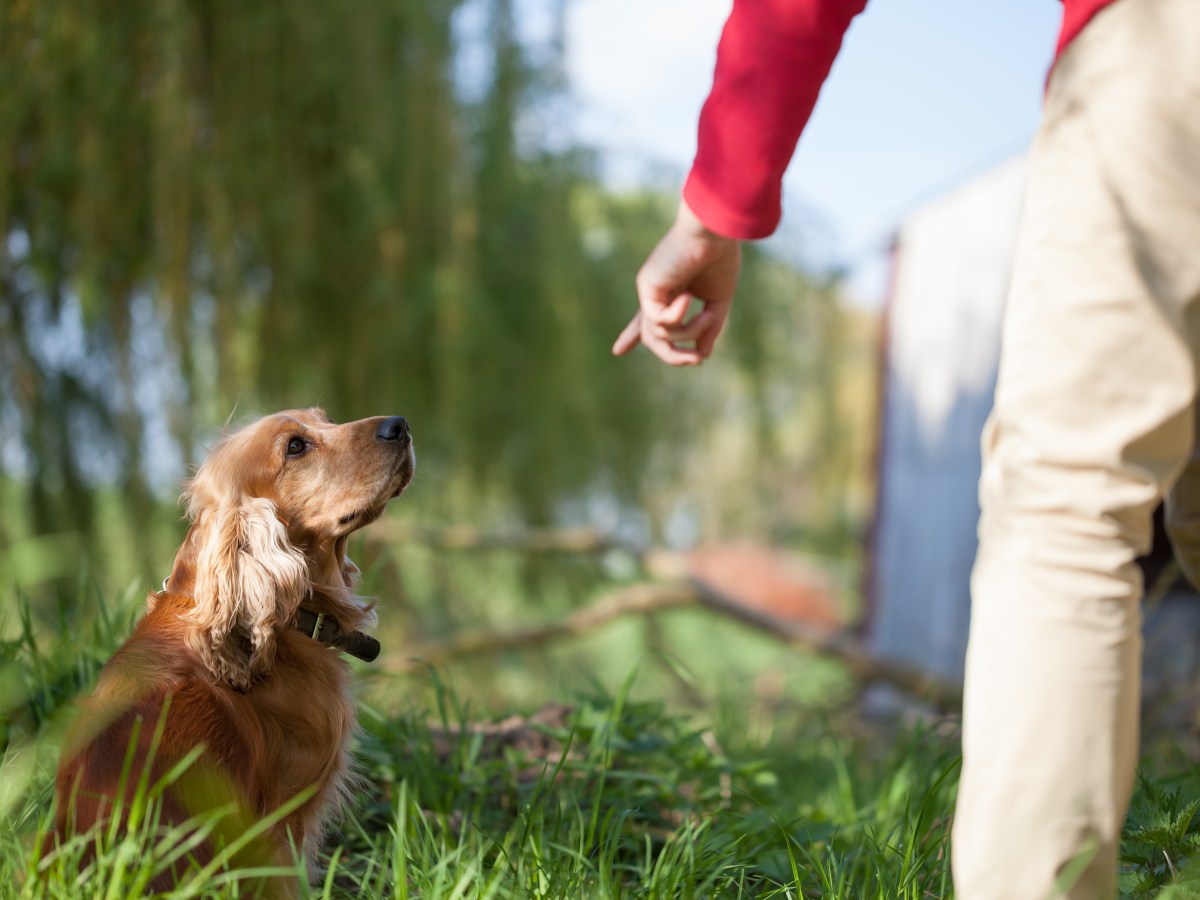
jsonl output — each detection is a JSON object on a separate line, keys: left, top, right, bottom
{"left": 52, "top": 409, "right": 414, "bottom": 893}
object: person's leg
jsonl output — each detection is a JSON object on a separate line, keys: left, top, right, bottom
{"left": 1166, "top": 414, "right": 1200, "bottom": 588}
{"left": 951, "top": 1, "right": 1200, "bottom": 897}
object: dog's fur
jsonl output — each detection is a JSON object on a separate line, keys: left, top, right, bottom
{"left": 53, "top": 409, "right": 414, "bottom": 893}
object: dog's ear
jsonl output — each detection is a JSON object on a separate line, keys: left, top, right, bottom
{"left": 186, "top": 498, "right": 309, "bottom": 689}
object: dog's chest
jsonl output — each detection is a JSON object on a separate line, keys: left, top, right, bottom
{"left": 249, "top": 644, "right": 356, "bottom": 808}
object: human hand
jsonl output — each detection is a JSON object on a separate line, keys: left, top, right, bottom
{"left": 612, "top": 200, "right": 742, "bottom": 366}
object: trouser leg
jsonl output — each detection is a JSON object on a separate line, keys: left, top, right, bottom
{"left": 1166, "top": 410, "right": 1200, "bottom": 589}
{"left": 951, "top": 1, "right": 1200, "bottom": 897}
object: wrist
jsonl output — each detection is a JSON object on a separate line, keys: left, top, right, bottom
{"left": 676, "top": 200, "right": 738, "bottom": 246}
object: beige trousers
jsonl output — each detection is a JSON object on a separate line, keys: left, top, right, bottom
{"left": 951, "top": 0, "right": 1200, "bottom": 897}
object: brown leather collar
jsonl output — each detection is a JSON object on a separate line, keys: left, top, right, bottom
{"left": 160, "top": 576, "right": 381, "bottom": 663}
{"left": 293, "top": 608, "right": 381, "bottom": 662}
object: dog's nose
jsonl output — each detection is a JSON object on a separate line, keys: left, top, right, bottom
{"left": 376, "top": 416, "right": 410, "bottom": 444}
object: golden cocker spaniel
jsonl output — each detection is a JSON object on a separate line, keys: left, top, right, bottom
{"left": 53, "top": 408, "right": 414, "bottom": 894}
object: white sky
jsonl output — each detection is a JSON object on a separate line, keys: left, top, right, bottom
{"left": 562, "top": 0, "right": 1062, "bottom": 303}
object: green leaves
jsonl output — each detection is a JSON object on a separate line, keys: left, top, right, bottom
{"left": 1, "top": 0, "right": 839, "bottom": 562}
{"left": 1121, "top": 773, "right": 1200, "bottom": 896}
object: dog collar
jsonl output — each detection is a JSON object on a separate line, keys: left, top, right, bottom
{"left": 159, "top": 577, "right": 380, "bottom": 664}
{"left": 293, "top": 608, "right": 381, "bottom": 663}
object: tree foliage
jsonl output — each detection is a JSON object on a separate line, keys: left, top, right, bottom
{"left": 0, "top": 0, "right": 838, "bottom": 575}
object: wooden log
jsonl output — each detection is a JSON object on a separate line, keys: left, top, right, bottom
{"left": 390, "top": 578, "right": 962, "bottom": 710}
{"left": 394, "top": 581, "right": 697, "bottom": 670}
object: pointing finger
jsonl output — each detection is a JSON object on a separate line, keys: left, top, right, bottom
{"left": 612, "top": 312, "right": 643, "bottom": 356}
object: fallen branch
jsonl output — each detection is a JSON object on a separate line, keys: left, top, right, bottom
{"left": 394, "top": 581, "right": 697, "bottom": 670}
{"left": 392, "top": 579, "right": 961, "bottom": 710}
{"left": 686, "top": 579, "right": 962, "bottom": 710}
{"left": 374, "top": 523, "right": 643, "bottom": 557}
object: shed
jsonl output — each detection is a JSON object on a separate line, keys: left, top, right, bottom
{"left": 866, "top": 156, "right": 1028, "bottom": 682}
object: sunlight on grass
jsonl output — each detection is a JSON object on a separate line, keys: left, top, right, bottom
{"left": 4, "top": 587, "right": 1200, "bottom": 897}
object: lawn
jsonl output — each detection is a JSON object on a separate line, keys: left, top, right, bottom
{"left": 3, "top": 585, "right": 1200, "bottom": 898}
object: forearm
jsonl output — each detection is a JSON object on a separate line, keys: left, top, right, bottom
{"left": 685, "top": 0, "right": 869, "bottom": 240}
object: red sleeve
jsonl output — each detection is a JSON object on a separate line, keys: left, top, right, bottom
{"left": 683, "top": 0, "right": 870, "bottom": 240}
{"left": 1055, "top": 0, "right": 1118, "bottom": 59}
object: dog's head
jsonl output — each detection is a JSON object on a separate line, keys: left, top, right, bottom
{"left": 169, "top": 409, "right": 414, "bottom": 688}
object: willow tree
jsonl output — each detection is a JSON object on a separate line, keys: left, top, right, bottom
{"left": 0, "top": 0, "right": 841, "bottom": 579}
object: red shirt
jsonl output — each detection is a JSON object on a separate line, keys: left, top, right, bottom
{"left": 684, "top": 0, "right": 1120, "bottom": 240}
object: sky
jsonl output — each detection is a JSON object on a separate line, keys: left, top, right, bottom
{"left": 561, "top": 0, "right": 1063, "bottom": 303}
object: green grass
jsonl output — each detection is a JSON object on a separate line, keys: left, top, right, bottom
{"left": 4, "top": 587, "right": 1200, "bottom": 898}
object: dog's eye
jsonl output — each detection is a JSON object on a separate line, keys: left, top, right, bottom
{"left": 285, "top": 437, "right": 307, "bottom": 457}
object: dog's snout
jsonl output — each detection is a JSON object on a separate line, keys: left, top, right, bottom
{"left": 376, "top": 416, "right": 410, "bottom": 444}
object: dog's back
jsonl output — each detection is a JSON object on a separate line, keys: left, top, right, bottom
{"left": 53, "top": 592, "right": 354, "bottom": 894}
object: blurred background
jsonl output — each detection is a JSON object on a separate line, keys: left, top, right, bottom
{"left": 9, "top": 0, "right": 1196, "bottom": 745}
